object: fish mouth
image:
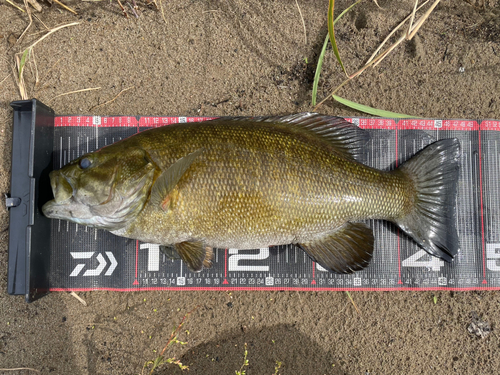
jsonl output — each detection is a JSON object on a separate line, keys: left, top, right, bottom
{"left": 49, "top": 170, "right": 74, "bottom": 204}
{"left": 42, "top": 170, "right": 83, "bottom": 220}
{"left": 41, "top": 199, "right": 64, "bottom": 219}
{"left": 42, "top": 198, "right": 94, "bottom": 222}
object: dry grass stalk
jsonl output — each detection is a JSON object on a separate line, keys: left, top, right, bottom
{"left": 50, "top": 87, "right": 101, "bottom": 101}
{"left": 15, "top": 53, "right": 29, "bottom": 99}
{"left": 52, "top": 0, "right": 78, "bottom": 15}
{"left": 33, "top": 14, "right": 50, "bottom": 31}
{"left": 366, "top": 0, "right": 430, "bottom": 65}
{"left": 5, "top": 0, "right": 26, "bottom": 12}
{"left": 0, "top": 74, "right": 11, "bottom": 87}
{"left": 36, "top": 57, "right": 64, "bottom": 90}
{"left": 406, "top": 0, "right": 441, "bottom": 40}
{"left": 91, "top": 86, "right": 135, "bottom": 110}
{"left": 69, "top": 291, "right": 88, "bottom": 306}
{"left": 127, "top": 2, "right": 139, "bottom": 18}
{"left": 18, "top": 0, "right": 34, "bottom": 44}
{"left": 0, "top": 368, "right": 40, "bottom": 373}
{"left": 159, "top": 0, "right": 167, "bottom": 24}
{"left": 27, "top": 21, "right": 80, "bottom": 49}
{"left": 26, "top": 0, "right": 42, "bottom": 12}
{"left": 295, "top": 0, "right": 307, "bottom": 45}
{"left": 14, "top": 21, "right": 79, "bottom": 99}
{"left": 314, "top": 0, "right": 441, "bottom": 111}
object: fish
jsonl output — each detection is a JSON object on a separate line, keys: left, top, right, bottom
{"left": 42, "top": 113, "right": 461, "bottom": 273}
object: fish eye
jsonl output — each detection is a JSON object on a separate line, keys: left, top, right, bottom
{"left": 79, "top": 157, "right": 92, "bottom": 169}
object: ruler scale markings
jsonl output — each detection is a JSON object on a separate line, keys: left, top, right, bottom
{"left": 59, "top": 137, "right": 63, "bottom": 168}
{"left": 46, "top": 116, "right": 500, "bottom": 291}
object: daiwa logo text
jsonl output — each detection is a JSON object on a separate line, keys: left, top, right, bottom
{"left": 70, "top": 252, "right": 118, "bottom": 277}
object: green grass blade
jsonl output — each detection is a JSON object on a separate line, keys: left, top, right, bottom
{"left": 18, "top": 48, "right": 31, "bottom": 81}
{"left": 312, "top": 34, "right": 330, "bottom": 106}
{"left": 332, "top": 95, "right": 418, "bottom": 118}
{"left": 328, "top": 0, "right": 347, "bottom": 76}
{"left": 312, "top": 0, "right": 362, "bottom": 106}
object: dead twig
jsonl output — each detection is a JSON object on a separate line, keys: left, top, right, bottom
{"left": 116, "top": 0, "right": 129, "bottom": 17}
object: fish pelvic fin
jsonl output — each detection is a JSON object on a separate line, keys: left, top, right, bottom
{"left": 174, "top": 241, "right": 214, "bottom": 272}
{"left": 159, "top": 245, "right": 181, "bottom": 260}
{"left": 150, "top": 148, "right": 203, "bottom": 211}
{"left": 298, "top": 222, "right": 374, "bottom": 274}
{"left": 395, "top": 138, "right": 461, "bottom": 262}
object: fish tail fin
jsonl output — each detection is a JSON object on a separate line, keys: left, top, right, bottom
{"left": 394, "top": 138, "right": 461, "bottom": 262}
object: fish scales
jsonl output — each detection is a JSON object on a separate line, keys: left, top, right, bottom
{"left": 120, "top": 121, "right": 407, "bottom": 248}
{"left": 42, "top": 113, "right": 461, "bottom": 273}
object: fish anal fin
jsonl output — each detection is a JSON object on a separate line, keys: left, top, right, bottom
{"left": 174, "top": 241, "right": 213, "bottom": 272}
{"left": 298, "top": 222, "right": 374, "bottom": 274}
{"left": 150, "top": 149, "right": 203, "bottom": 211}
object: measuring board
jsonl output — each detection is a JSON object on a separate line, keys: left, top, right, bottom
{"left": 7, "top": 100, "right": 500, "bottom": 300}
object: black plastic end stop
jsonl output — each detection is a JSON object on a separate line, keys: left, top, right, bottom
{"left": 8, "top": 99, "right": 54, "bottom": 302}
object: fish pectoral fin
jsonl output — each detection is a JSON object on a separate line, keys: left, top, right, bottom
{"left": 150, "top": 148, "right": 204, "bottom": 211}
{"left": 298, "top": 222, "right": 374, "bottom": 274}
{"left": 159, "top": 245, "right": 182, "bottom": 260}
{"left": 174, "top": 241, "right": 214, "bottom": 272}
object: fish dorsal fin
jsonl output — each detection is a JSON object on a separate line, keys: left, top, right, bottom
{"left": 269, "top": 113, "right": 368, "bottom": 161}
{"left": 174, "top": 242, "right": 214, "bottom": 272}
{"left": 219, "top": 113, "right": 368, "bottom": 161}
{"left": 150, "top": 149, "right": 203, "bottom": 211}
{"left": 298, "top": 222, "right": 374, "bottom": 273}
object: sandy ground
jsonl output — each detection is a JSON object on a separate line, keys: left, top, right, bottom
{"left": 1, "top": 0, "right": 500, "bottom": 374}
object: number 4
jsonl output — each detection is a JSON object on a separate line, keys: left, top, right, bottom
{"left": 401, "top": 249, "right": 444, "bottom": 271}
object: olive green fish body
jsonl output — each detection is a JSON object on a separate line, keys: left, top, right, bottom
{"left": 116, "top": 122, "right": 409, "bottom": 248}
{"left": 43, "top": 113, "right": 461, "bottom": 273}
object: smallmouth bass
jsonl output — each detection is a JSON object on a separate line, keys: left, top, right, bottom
{"left": 42, "top": 113, "right": 461, "bottom": 273}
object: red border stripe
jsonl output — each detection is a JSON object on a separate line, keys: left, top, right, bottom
{"left": 50, "top": 286, "right": 500, "bottom": 292}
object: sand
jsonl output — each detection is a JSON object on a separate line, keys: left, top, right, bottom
{"left": 1, "top": 0, "right": 500, "bottom": 373}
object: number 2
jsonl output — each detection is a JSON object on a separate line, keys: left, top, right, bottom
{"left": 228, "top": 248, "right": 270, "bottom": 272}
